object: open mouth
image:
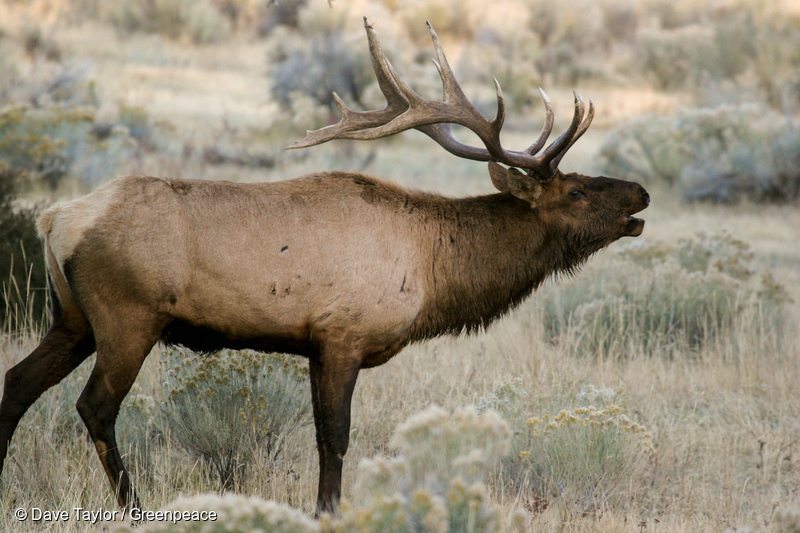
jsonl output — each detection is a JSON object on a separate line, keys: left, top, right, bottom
{"left": 622, "top": 186, "right": 649, "bottom": 236}
{"left": 624, "top": 215, "right": 645, "bottom": 236}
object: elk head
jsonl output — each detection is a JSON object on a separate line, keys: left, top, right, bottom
{"left": 289, "top": 18, "right": 649, "bottom": 250}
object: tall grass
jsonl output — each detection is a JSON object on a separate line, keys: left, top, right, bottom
{"left": 0, "top": 175, "right": 48, "bottom": 333}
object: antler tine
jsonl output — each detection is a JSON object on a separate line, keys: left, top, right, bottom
{"left": 550, "top": 99, "right": 595, "bottom": 169}
{"left": 364, "top": 17, "right": 409, "bottom": 113}
{"left": 526, "top": 87, "right": 554, "bottom": 155}
{"left": 286, "top": 18, "right": 411, "bottom": 150}
{"left": 428, "top": 19, "right": 505, "bottom": 128}
{"left": 492, "top": 78, "right": 505, "bottom": 129}
{"left": 427, "top": 20, "right": 466, "bottom": 104}
{"left": 538, "top": 92, "right": 586, "bottom": 168}
{"left": 423, "top": 20, "right": 505, "bottom": 157}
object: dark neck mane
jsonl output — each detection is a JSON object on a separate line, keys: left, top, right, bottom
{"left": 409, "top": 192, "right": 599, "bottom": 340}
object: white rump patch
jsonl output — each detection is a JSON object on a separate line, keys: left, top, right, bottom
{"left": 41, "top": 179, "right": 122, "bottom": 271}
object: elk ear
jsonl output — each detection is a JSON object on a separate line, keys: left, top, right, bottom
{"left": 489, "top": 162, "right": 542, "bottom": 205}
{"left": 489, "top": 161, "right": 511, "bottom": 192}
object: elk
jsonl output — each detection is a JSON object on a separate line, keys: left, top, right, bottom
{"left": 0, "top": 19, "right": 648, "bottom": 516}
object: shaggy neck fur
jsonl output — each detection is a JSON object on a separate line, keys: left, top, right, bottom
{"left": 410, "top": 192, "right": 609, "bottom": 340}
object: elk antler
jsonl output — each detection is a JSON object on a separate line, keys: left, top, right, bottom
{"left": 288, "top": 18, "right": 595, "bottom": 181}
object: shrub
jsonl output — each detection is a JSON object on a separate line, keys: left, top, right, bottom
{"left": 324, "top": 405, "right": 525, "bottom": 533}
{"left": 115, "top": 376, "right": 173, "bottom": 486}
{"left": 0, "top": 60, "right": 99, "bottom": 109}
{"left": 537, "top": 233, "right": 789, "bottom": 358}
{"left": 268, "top": 28, "right": 373, "bottom": 114}
{"left": 479, "top": 381, "right": 653, "bottom": 515}
{"left": 20, "top": 23, "right": 62, "bottom": 62}
{"left": 0, "top": 170, "right": 47, "bottom": 331}
{"left": 0, "top": 105, "right": 144, "bottom": 190}
{"left": 106, "top": 0, "right": 231, "bottom": 44}
{"left": 598, "top": 104, "right": 800, "bottom": 203}
{"left": 256, "top": 0, "right": 308, "bottom": 36}
{"left": 159, "top": 347, "right": 311, "bottom": 490}
{"left": 117, "top": 102, "right": 154, "bottom": 145}
{"left": 396, "top": 0, "right": 476, "bottom": 44}
{"left": 456, "top": 3, "right": 542, "bottom": 109}
{"left": 633, "top": 7, "right": 800, "bottom": 104}
{"left": 266, "top": 3, "right": 416, "bottom": 121}
{"left": 0, "top": 106, "right": 89, "bottom": 190}
{"left": 524, "top": 0, "right": 616, "bottom": 85}
{"left": 634, "top": 25, "right": 718, "bottom": 91}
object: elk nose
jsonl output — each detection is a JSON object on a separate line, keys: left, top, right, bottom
{"left": 639, "top": 185, "right": 650, "bottom": 205}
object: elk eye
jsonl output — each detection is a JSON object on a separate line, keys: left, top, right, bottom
{"left": 569, "top": 188, "right": 585, "bottom": 199}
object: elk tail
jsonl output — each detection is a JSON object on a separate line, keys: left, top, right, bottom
{"left": 36, "top": 207, "right": 74, "bottom": 320}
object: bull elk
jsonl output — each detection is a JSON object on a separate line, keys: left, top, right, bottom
{"left": 0, "top": 19, "right": 649, "bottom": 515}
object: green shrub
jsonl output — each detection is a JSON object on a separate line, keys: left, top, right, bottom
{"left": 268, "top": 28, "right": 373, "bottom": 113}
{"left": 325, "top": 405, "right": 525, "bottom": 533}
{"left": 0, "top": 105, "right": 143, "bottom": 190}
{"left": 117, "top": 102, "right": 155, "bottom": 145}
{"left": 537, "top": 233, "right": 789, "bottom": 358}
{"left": 634, "top": 25, "right": 718, "bottom": 91}
{"left": 479, "top": 381, "right": 653, "bottom": 515}
{"left": 265, "top": 4, "right": 418, "bottom": 122}
{"left": 527, "top": 0, "right": 614, "bottom": 85}
{"left": 0, "top": 171, "right": 47, "bottom": 331}
{"left": 256, "top": 0, "right": 308, "bottom": 36}
{"left": 457, "top": 14, "right": 542, "bottom": 109}
{"left": 20, "top": 23, "right": 62, "bottom": 62}
{"left": 599, "top": 104, "right": 800, "bottom": 203}
{"left": 0, "top": 106, "right": 89, "bottom": 190}
{"left": 397, "top": 0, "right": 476, "bottom": 44}
{"left": 159, "top": 348, "right": 311, "bottom": 490}
{"left": 0, "top": 61, "right": 99, "bottom": 109}
{"left": 633, "top": 6, "right": 800, "bottom": 104}
{"left": 106, "top": 0, "right": 231, "bottom": 44}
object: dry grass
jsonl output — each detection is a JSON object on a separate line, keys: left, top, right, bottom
{"left": 1, "top": 2, "right": 799, "bottom": 531}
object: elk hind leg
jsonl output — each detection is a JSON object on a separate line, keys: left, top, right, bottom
{"left": 76, "top": 322, "right": 159, "bottom": 510}
{"left": 0, "top": 311, "right": 95, "bottom": 475}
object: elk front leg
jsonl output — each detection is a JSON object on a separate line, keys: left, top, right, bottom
{"left": 309, "top": 355, "right": 360, "bottom": 516}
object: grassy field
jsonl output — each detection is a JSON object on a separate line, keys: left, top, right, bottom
{"left": 1, "top": 1, "right": 799, "bottom": 531}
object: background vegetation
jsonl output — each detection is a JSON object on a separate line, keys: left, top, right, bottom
{"left": 0, "top": 0, "right": 798, "bottom": 531}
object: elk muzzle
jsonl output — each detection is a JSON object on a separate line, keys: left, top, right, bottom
{"left": 622, "top": 184, "right": 649, "bottom": 237}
